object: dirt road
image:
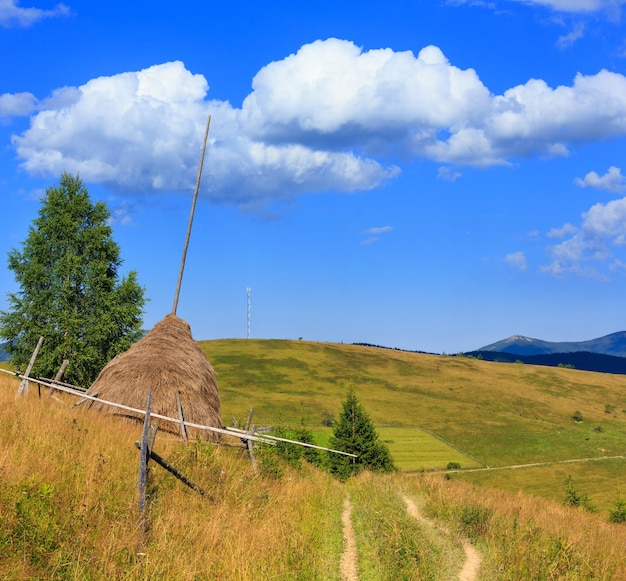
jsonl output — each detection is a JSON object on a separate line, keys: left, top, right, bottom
{"left": 404, "top": 496, "right": 482, "bottom": 581}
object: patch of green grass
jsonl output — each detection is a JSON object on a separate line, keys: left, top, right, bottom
{"left": 456, "top": 458, "right": 626, "bottom": 514}
{"left": 377, "top": 427, "right": 483, "bottom": 471}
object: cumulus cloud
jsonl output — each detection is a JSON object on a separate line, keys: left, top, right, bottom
{"left": 0, "top": 0, "right": 69, "bottom": 27}
{"left": 0, "top": 92, "right": 37, "bottom": 118}
{"left": 503, "top": 251, "right": 528, "bottom": 270}
{"left": 574, "top": 166, "right": 626, "bottom": 193}
{"left": 11, "top": 39, "right": 626, "bottom": 209}
{"left": 13, "top": 58, "right": 397, "bottom": 208}
{"left": 543, "top": 196, "right": 626, "bottom": 276}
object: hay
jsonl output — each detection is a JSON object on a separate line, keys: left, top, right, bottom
{"left": 85, "top": 314, "right": 221, "bottom": 440}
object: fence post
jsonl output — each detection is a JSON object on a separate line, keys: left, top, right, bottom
{"left": 49, "top": 359, "right": 69, "bottom": 398}
{"left": 138, "top": 390, "right": 153, "bottom": 532}
{"left": 17, "top": 336, "right": 44, "bottom": 398}
{"left": 245, "top": 407, "right": 259, "bottom": 475}
{"left": 176, "top": 392, "right": 188, "bottom": 443}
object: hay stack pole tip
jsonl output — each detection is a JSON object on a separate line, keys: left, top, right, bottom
{"left": 172, "top": 114, "right": 212, "bottom": 315}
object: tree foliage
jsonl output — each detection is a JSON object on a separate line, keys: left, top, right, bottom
{"left": 0, "top": 173, "right": 146, "bottom": 386}
{"left": 327, "top": 388, "right": 395, "bottom": 480}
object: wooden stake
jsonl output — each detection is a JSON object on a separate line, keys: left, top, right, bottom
{"left": 138, "top": 390, "right": 153, "bottom": 531}
{"left": 17, "top": 336, "right": 43, "bottom": 398}
{"left": 176, "top": 392, "right": 188, "bottom": 443}
{"left": 245, "top": 407, "right": 258, "bottom": 475}
{"left": 172, "top": 115, "right": 211, "bottom": 315}
{"left": 48, "top": 359, "right": 69, "bottom": 398}
{"left": 134, "top": 441, "right": 210, "bottom": 498}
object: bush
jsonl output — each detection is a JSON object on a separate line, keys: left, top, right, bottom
{"left": 446, "top": 462, "right": 461, "bottom": 470}
{"left": 266, "top": 425, "right": 322, "bottom": 468}
{"left": 459, "top": 505, "right": 492, "bottom": 542}
{"left": 572, "top": 410, "right": 583, "bottom": 423}
{"left": 608, "top": 498, "right": 626, "bottom": 523}
{"left": 563, "top": 476, "right": 595, "bottom": 512}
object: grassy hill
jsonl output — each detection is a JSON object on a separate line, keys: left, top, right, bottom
{"left": 200, "top": 339, "right": 626, "bottom": 509}
{"left": 1, "top": 340, "right": 625, "bottom": 579}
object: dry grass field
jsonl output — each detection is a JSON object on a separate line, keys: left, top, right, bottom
{"left": 1, "top": 340, "right": 625, "bottom": 579}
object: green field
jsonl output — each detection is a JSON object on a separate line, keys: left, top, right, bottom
{"left": 200, "top": 338, "right": 626, "bottom": 509}
{"left": 310, "top": 425, "right": 483, "bottom": 471}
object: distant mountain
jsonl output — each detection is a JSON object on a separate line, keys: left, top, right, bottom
{"left": 0, "top": 343, "right": 8, "bottom": 362}
{"left": 466, "top": 350, "right": 626, "bottom": 375}
{"left": 477, "top": 331, "right": 626, "bottom": 358}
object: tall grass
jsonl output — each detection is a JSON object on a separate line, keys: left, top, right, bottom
{"left": 407, "top": 473, "right": 626, "bottom": 580}
{"left": 0, "top": 375, "right": 345, "bottom": 579}
{"left": 347, "top": 472, "right": 462, "bottom": 580}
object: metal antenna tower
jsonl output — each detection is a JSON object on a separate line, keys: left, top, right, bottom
{"left": 246, "top": 287, "right": 251, "bottom": 339}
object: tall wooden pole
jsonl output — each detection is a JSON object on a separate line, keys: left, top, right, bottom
{"left": 172, "top": 115, "right": 212, "bottom": 315}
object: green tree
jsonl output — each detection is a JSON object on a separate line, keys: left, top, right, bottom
{"left": 0, "top": 173, "right": 146, "bottom": 386}
{"left": 327, "top": 388, "right": 395, "bottom": 480}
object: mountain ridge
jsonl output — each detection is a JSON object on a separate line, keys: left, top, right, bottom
{"left": 477, "top": 331, "right": 626, "bottom": 358}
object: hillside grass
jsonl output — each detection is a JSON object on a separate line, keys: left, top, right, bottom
{"left": 2, "top": 344, "right": 626, "bottom": 579}
{"left": 201, "top": 339, "right": 626, "bottom": 511}
{"left": 0, "top": 373, "right": 346, "bottom": 579}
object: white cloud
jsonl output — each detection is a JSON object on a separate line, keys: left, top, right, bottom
{"left": 11, "top": 40, "right": 626, "bottom": 209}
{"left": 438, "top": 166, "right": 463, "bottom": 181}
{"left": 0, "top": 92, "right": 37, "bottom": 117}
{"left": 517, "top": 0, "right": 623, "bottom": 13}
{"left": 503, "top": 251, "right": 528, "bottom": 270}
{"left": 547, "top": 223, "right": 578, "bottom": 238}
{"left": 13, "top": 59, "right": 397, "bottom": 208}
{"left": 0, "top": 0, "right": 69, "bottom": 27}
{"left": 450, "top": 0, "right": 624, "bottom": 14}
{"left": 574, "top": 166, "right": 626, "bottom": 193}
{"left": 544, "top": 196, "right": 626, "bottom": 276}
{"left": 557, "top": 22, "right": 586, "bottom": 49}
{"left": 361, "top": 225, "right": 392, "bottom": 245}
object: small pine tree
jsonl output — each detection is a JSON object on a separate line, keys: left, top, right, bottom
{"left": 563, "top": 476, "right": 595, "bottom": 512}
{"left": 609, "top": 498, "right": 626, "bottom": 523}
{"left": 0, "top": 173, "right": 146, "bottom": 386}
{"left": 327, "top": 388, "right": 395, "bottom": 480}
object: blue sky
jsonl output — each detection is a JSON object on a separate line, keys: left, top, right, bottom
{"left": 2, "top": 0, "right": 626, "bottom": 354}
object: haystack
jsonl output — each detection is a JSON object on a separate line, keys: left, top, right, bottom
{"left": 85, "top": 314, "right": 221, "bottom": 440}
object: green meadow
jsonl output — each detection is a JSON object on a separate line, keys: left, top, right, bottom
{"left": 201, "top": 338, "right": 626, "bottom": 510}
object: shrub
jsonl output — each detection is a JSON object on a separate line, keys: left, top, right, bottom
{"left": 459, "top": 505, "right": 492, "bottom": 542}
{"left": 563, "top": 476, "right": 595, "bottom": 512}
{"left": 608, "top": 498, "right": 626, "bottom": 523}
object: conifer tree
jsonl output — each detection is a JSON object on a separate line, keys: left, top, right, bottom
{"left": 0, "top": 173, "right": 146, "bottom": 386}
{"left": 328, "top": 388, "right": 395, "bottom": 480}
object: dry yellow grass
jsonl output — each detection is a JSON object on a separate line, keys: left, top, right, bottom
{"left": 408, "top": 473, "right": 626, "bottom": 579}
{"left": 0, "top": 374, "right": 345, "bottom": 579}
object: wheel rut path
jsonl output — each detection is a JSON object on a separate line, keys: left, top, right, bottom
{"left": 403, "top": 495, "right": 482, "bottom": 581}
{"left": 339, "top": 494, "right": 482, "bottom": 580}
